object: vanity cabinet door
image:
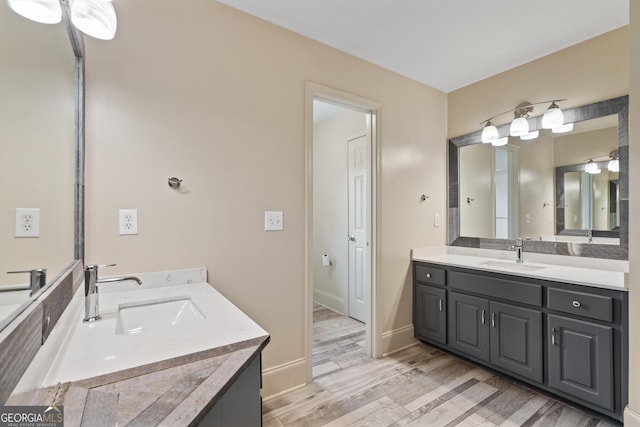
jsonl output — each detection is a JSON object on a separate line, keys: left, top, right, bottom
{"left": 415, "top": 284, "right": 446, "bottom": 345}
{"left": 448, "top": 292, "right": 489, "bottom": 362}
{"left": 548, "top": 314, "right": 613, "bottom": 411}
{"left": 489, "top": 301, "right": 543, "bottom": 383}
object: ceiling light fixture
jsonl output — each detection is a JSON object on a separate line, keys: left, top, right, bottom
{"left": 479, "top": 99, "right": 567, "bottom": 141}
{"left": 9, "top": 0, "right": 117, "bottom": 40}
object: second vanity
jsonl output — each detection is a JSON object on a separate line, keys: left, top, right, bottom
{"left": 9, "top": 267, "right": 269, "bottom": 426}
{"left": 412, "top": 247, "right": 628, "bottom": 422}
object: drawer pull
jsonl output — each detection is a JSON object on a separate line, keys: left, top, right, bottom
{"left": 481, "top": 310, "right": 486, "bottom": 325}
{"left": 491, "top": 312, "right": 496, "bottom": 328}
{"left": 438, "top": 298, "right": 443, "bottom": 312}
{"left": 572, "top": 300, "right": 581, "bottom": 308}
{"left": 426, "top": 273, "right": 432, "bottom": 279}
{"left": 551, "top": 328, "right": 558, "bottom": 346}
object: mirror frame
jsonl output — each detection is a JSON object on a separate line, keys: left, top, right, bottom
{"left": 555, "top": 161, "right": 620, "bottom": 238}
{"left": 448, "top": 95, "right": 628, "bottom": 260}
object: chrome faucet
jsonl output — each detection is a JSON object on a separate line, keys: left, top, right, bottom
{"left": 586, "top": 229, "right": 593, "bottom": 243}
{"left": 510, "top": 238, "right": 524, "bottom": 263}
{"left": 7, "top": 268, "right": 47, "bottom": 296}
{"left": 84, "top": 264, "right": 142, "bottom": 322}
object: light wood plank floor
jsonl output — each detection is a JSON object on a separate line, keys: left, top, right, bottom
{"left": 263, "top": 304, "right": 620, "bottom": 427}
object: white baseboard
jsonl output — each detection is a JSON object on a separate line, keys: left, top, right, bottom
{"left": 261, "top": 357, "right": 307, "bottom": 399}
{"left": 625, "top": 406, "right": 640, "bottom": 427}
{"left": 380, "top": 324, "right": 418, "bottom": 357}
{"left": 313, "top": 289, "right": 345, "bottom": 314}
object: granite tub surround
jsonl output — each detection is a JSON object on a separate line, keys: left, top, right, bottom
{"left": 11, "top": 267, "right": 270, "bottom": 425}
{"left": 412, "top": 246, "right": 628, "bottom": 290}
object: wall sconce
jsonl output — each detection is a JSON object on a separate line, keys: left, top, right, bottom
{"left": 480, "top": 99, "right": 568, "bottom": 144}
{"left": 9, "top": 0, "right": 117, "bottom": 40}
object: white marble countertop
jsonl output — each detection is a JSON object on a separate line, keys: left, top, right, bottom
{"left": 412, "top": 247, "right": 628, "bottom": 291}
{"left": 15, "top": 268, "right": 269, "bottom": 392}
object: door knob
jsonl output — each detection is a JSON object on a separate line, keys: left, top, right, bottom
{"left": 347, "top": 234, "right": 356, "bottom": 242}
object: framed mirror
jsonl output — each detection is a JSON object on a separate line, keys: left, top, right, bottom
{"left": 448, "top": 96, "right": 628, "bottom": 260}
{"left": 0, "top": 2, "right": 77, "bottom": 329}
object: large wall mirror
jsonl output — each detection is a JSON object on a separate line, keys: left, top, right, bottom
{"left": 0, "top": 2, "right": 78, "bottom": 330}
{"left": 449, "top": 96, "right": 628, "bottom": 260}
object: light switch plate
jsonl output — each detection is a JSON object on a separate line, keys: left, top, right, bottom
{"left": 15, "top": 208, "right": 40, "bottom": 238}
{"left": 265, "top": 211, "right": 283, "bottom": 231}
{"left": 119, "top": 209, "right": 138, "bottom": 235}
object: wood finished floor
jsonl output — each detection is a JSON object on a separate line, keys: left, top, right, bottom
{"left": 263, "top": 304, "right": 620, "bottom": 427}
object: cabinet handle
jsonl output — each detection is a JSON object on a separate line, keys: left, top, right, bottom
{"left": 572, "top": 300, "right": 581, "bottom": 308}
{"left": 491, "top": 312, "right": 496, "bottom": 328}
{"left": 438, "top": 298, "right": 443, "bottom": 312}
{"left": 426, "top": 273, "right": 432, "bottom": 279}
{"left": 551, "top": 328, "right": 558, "bottom": 346}
{"left": 481, "top": 310, "right": 486, "bottom": 325}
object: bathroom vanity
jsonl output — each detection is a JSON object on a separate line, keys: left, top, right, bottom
{"left": 412, "top": 248, "right": 628, "bottom": 421}
{"left": 8, "top": 268, "right": 269, "bottom": 426}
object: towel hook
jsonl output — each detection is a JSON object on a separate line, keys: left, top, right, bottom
{"left": 168, "top": 177, "right": 183, "bottom": 189}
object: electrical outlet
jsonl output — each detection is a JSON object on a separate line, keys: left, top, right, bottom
{"left": 119, "top": 209, "right": 138, "bottom": 235}
{"left": 15, "top": 208, "right": 40, "bottom": 238}
{"left": 264, "top": 211, "right": 283, "bottom": 231}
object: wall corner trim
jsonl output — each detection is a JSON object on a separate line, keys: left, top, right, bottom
{"left": 625, "top": 406, "right": 640, "bottom": 427}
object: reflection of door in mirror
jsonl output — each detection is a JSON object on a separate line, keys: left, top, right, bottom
{"left": 563, "top": 170, "right": 619, "bottom": 232}
{"left": 0, "top": 5, "right": 75, "bottom": 319}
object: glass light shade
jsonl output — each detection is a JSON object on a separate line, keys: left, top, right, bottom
{"left": 491, "top": 137, "right": 509, "bottom": 147}
{"left": 608, "top": 159, "right": 620, "bottom": 173}
{"left": 71, "top": 0, "right": 117, "bottom": 40}
{"left": 520, "top": 130, "right": 539, "bottom": 141}
{"left": 585, "top": 160, "right": 601, "bottom": 175}
{"left": 509, "top": 117, "right": 529, "bottom": 137}
{"left": 481, "top": 122, "right": 498, "bottom": 143}
{"left": 8, "top": 0, "right": 62, "bottom": 24}
{"left": 552, "top": 123, "right": 574, "bottom": 133}
{"left": 542, "top": 103, "right": 564, "bottom": 129}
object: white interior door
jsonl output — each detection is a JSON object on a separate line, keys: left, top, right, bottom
{"left": 347, "top": 132, "right": 369, "bottom": 323}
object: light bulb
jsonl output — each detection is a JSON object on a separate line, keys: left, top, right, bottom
{"left": 542, "top": 102, "right": 564, "bottom": 129}
{"left": 8, "top": 0, "right": 62, "bottom": 24}
{"left": 552, "top": 123, "right": 574, "bottom": 133}
{"left": 491, "top": 137, "right": 509, "bottom": 147}
{"left": 608, "top": 159, "right": 619, "bottom": 173}
{"left": 520, "top": 130, "right": 539, "bottom": 141}
{"left": 481, "top": 121, "right": 498, "bottom": 144}
{"left": 585, "top": 160, "right": 601, "bottom": 174}
{"left": 509, "top": 117, "right": 529, "bottom": 137}
{"left": 71, "top": 0, "right": 117, "bottom": 40}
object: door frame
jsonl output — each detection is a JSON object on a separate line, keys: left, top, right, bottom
{"left": 304, "top": 81, "right": 381, "bottom": 383}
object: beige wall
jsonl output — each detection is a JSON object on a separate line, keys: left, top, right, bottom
{"left": 459, "top": 144, "right": 493, "bottom": 237}
{"left": 554, "top": 126, "right": 618, "bottom": 167}
{"left": 84, "top": 0, "right": 447, "bottom": 397}
{"left": 313, "top": 108, "right": 366, "bottom": 313}
{"left": 518, "top": 135, "right": 554, "bottom": 239}
{"left": 448, "top": 27, "right": 629, "bottom": 139}
{"left": 627, "top": 1, "right": 640, "bottom": 424}
{"left": 0, "top": 5, "right": 75, "bottom": 288}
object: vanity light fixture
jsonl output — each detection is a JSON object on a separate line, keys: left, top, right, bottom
{"left": 479, "top": 99, "right": 566, "bottom": 141}
{"left": 9, "top": 0, "right": 117, "bottom": 40}
{"left": 585, "top": 159, "right": 601, "bottom": 175}
{"left": 552, "top": 123, "right": 574, "bottom": 133}
{"left": 520, "top": 130, "right": 539, "bottom": 140}
{"left": 608, "top": 150, "right": 620, "bottom": 173}
{"left": 491, "top": 137, "right": 509, "bottom": 147}
{"left": 8, "top": 0, "right": 62, "bottom": 24}
{"left": 541, "top": 101, "right": 564, "bottom": 129}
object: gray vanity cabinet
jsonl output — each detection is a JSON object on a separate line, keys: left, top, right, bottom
{"left": 448, "top": 291, "right": 490, "bottom": 362}
{"left": 415, "top": 284, "right": 447, "bottom": 345}
{"left": 490, "top": 301, "right": 542, "bottom": 382}
{"left": 548, "top": 314, "right": 614, "bottom": 411}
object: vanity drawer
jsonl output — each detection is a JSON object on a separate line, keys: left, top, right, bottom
{"left": 547, "top": 288, "right": 612, "bottom": 322}
{"left": 415, "top": 264, "right": 446, "bottom": 286}
{"left": 449, "top": 270, "right": 542, "bottom": 306}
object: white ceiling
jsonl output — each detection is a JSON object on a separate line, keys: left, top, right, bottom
{"left": 217, "top": 0, "right": 628, "bottom": 93}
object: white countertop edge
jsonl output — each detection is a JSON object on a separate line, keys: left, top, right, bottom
{"left": 412, "top": 246, "right": 627, "bottom": 291}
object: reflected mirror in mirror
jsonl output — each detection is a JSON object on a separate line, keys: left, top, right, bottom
{"left": 459, "top": 114, "right": 619, "bottom": 242}
{"left": 0, "top": 3, "right": 75, "bottom": 325}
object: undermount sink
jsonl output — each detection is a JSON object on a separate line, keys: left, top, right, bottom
{"left": 115, "top": 296, "right": 205, "bottom": 335}
{"left": 480, "top": 260, "right": 546, "bottom": 272}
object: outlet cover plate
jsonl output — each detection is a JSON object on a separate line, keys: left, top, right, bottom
{"left": 265, "top": 211, "right": 283, "bottom": 231}
{"left": 15, "top": 208, "right": 40, "bottom": 238}
{"left": 119, "top": 209, "right": 138, "bottom": 235}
